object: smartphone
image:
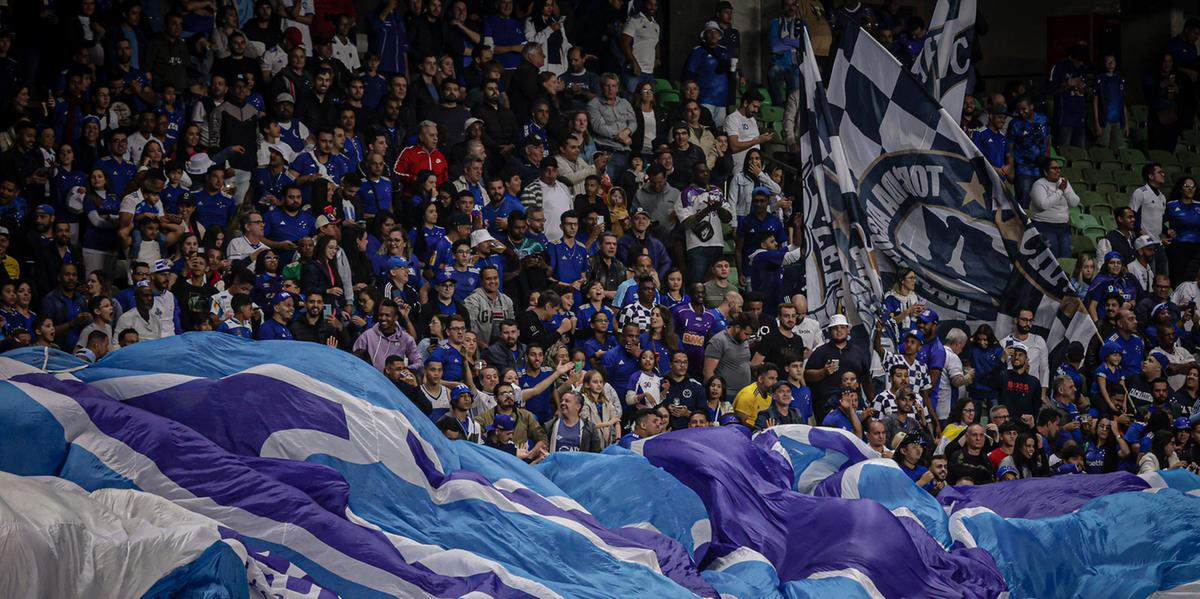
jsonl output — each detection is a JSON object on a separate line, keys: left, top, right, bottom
{"left": 323, "top": 305, "right": 333, "bottom": 318}
{"left": 574, "top": 360, "right": 584, "bottom": 372}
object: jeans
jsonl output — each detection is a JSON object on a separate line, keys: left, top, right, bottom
{"left": 686, "top": 245, "right": 723, "bottom": 286}
{"left": 1033, "top": 220, "right": 1072, "bottom": 257}
{"left": 768, "top": 65, "right": 801, "bottom": 106}
{"left": 1015, "top": 173, "right": 1038, "bottom": 209}
{"left": 601, "top": 148, "right": 630, "bottom": 182}
{"left": 1055, "top": 125, "right": 1085, "bottom": 148}
{"left": 622, "top": 72, "right": 655, "bottom": 94}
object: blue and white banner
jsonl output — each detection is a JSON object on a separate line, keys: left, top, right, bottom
{"left": 797, "top": 25, "right": 883, "bottom": 332}
{"left": 826, "top": 23, "right": 1096, "bottom": 350}
{"left": 911, "top": 0, "right": 977, "bottom": 122}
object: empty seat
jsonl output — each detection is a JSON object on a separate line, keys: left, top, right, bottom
{"left": 1119, "top": 148, "right": 1148, "bottom": 164}
{"left": 1089, "top": 147, "right": 1117, "bottom": 163}
{"left": 1059, "top": 146, "right": 1087, "bottom": 162}
{"left": 1148, "top": 149, "right": 1181, "bottom": 166}
{"left": 1082, "top": 168, "right": 1115, "bottom": 184}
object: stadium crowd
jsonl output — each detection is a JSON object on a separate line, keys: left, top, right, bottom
{"left": 0, "top": 0, "right": 1198, "bottom": 492}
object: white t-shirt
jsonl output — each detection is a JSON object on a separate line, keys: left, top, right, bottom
{"left": 331, "top": 36, "right": 361, "bottom": 73}
{"left": 1171, "top": 281, "right": 1199, "bottom": 308}
{"left": 227, "top": 236, "right": 266, "bottom": 268}
{"left": 120, "top": 189, "right": 164, "bottom": 216}
{"left": 937, "top": 347, "right": 964, "bottom": 421}
{"left": 640, "top": 110, "right": 657, "bottom": 154}
{"left": 621, "top": 13, "right": 660, "bottom": 74}
{"left": 793, "top": 317, "right": 824, "bottom": 354}
{"left": 540, "top": 181, "right": 573, "bottom": 243}
{"left": 1151, "top": 345, "right": 1196, "bottom": 391}
{"left": 1130, "top": 184, "right": 1167, "bottom": 238}
{"left": 1127, "top": 259, "right": 1154, "bottom": 295}
{"left": 1001, "top": 333, "right": 1050, "bottom": 389}
{"left": 724, "top": 109, "right": 760, "bottom": 173}
{"left": 280, "top": 0, "right": 316, "bottom": 56}
{"left": 114, "top": 307, "right": 162, "bottom": 341}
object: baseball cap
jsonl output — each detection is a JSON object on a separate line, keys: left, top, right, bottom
{"left": 135, "top": 279, "right": 151, "bottom": 289}
{"left": 134, "top": 203, "right": 160, "bottom": 220}
{"left": 274, "top": 92, "right": 296, "bottom": 105}
{"left": 631, "top": 206, "right": 650, "bottom": 218}
{"left": 0, "top": 226, "right": 9, "bottom": 237}
{"left": 522, "top": 133, "right": 546, "bottom": 148}
{"left": 826, "top": 314, "right": 850, "bottom": 328}
{"left": 74, "top": 347, "right": 97, "bottom": 363}
{"left": 386, "top": 256, "right": 408, "bottom": 271}
{"left": 284, "top": 27, "right": 304, "bottom": 48}
{"left": 452, "top": 384, "right": 472, "bottom": 399}
{"left": 271, "top": 291, "right": 294, "bottom": 307}
{"left": 35, "top": 204, "right": 55, "bottom": 216}
{"left": 702, "top": 20, "right": 721, "bottom": 33}
{"left": 315, "top": 214, "right": 342, "bottom": 229}
{"left": 1151, "top": 303, "right": 1173, "bottom": 319}
{"left": 1099, "top": 341, "right": 1122, "bottom": 359}
{"left": 150, "top": 259, "right": 172, "bottom": 274}
{"left": 1176, "top": 417, "right": 1192, "bottom": 430}
{"left": 892, "top": 432, "right": 922, "bottom": 451}
{"left": 449, "top": 213, "right": 471, "bottom": 227}
{"left": 769, "top": 381, "right": 792, "bottom": 394}
{"left": 903, "top": 328, "right": 924, "bottom": 343}
{"left": 464, "top": 117, "right": 483, "bottom": 129}
{"left": 719, "top": 414, "right": 742, "bottom": 426}
{"left": 1055, "top": 462, "right": 1081, "bottom": 475}
{"left": 492, "top": 413, "right": 516, "bottom": 432}
{"left": 751, "top": 186, "right": 772, "bottom": 197}
{"left": 1102, "top": 250, "right": 1123, "bottom": 263}
{"left": 916, "top": 309, "right": 939, "bottom": 323}
{"left": 434, "top": 271, "right": 456, "bottom": 285}
{"left": 997, "top": 464, "right": 1018, "bottom": 479}
{"left": 1134, "top": 234, "right": 1160, "bottom": 251}
{"left": 1008, "top": 341, "right": 1028, "bottom": 354}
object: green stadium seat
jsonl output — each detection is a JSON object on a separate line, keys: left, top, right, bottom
{"left": 1071, "top": 159, "right": 1094, "bottom": 170}
{"left": 1148, "top": 149, "right": 1181, "bottom": 166}
{"left": 1061, "top": 166, "right": 1084, "bottom": 181}
{"left": 1073, "top": 235, "right": 1096, "bottom": 255}
{"left": 1098, "top": 161, "right": 1122, "bottom": 172}
{"left": 1120, "top": 148, "right": 1147, "bottom": 164}
{"left": 653, "top": 78, "right": 677, "bottom": 93}
{"left": 1106, "top": 191, "right": 1128, "bottom": 208}
{"left": 1130, "top": 104, "right": 1149, "bottom": 123}
{"left": 1181, "top": 130, "right": 1200, "bottom": 148}
{"left": 754, "top": 87, "right": 772, "bottom": 105}
{"left": 1179, "top": 150, "right": 1200, "bottom": 168}
{"left": 1058, "top": 257, "right": 1077, "bottom": 276}
{"left": 760, "top": 105, "right": 784, "bottom": 124}
{"left": 1071, "top": 212, "right": 1100, "bottom": 231}
{"left": 1164, "top": 164, "right": 1184, "bottom": 184}
{"left": 657, "top": 91, "right": 680, "bottom": 106}
{"left": 1059, "top": 146, "right": 1087, "bottom": 162}
{"left": 1089, "top": 147, "right": 1117, "bottom": 163}
{"left": 1114, "top": 170, "right": 1143, "bottom": 189}
{"left": 1068, "top": 206, "right": 1083, "bottom": 222}
{"left": 1099, "top": 213, "right": 1116, "bottom": 231}
{"left": 1082, "top": 168, "right": 1115, "bottom": 184}
{"left": 1078, "top": 190, "right": 1105, "bottom": 208}
{"left": 1094, "top": 182, "right": 1118, "bottom": 194}
{"left": 1083, "top": 225, "right": 1108, "bottom": 239}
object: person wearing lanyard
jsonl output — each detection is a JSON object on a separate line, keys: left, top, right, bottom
{"left": 1167, "top": 176, "right": 1200, "bottom": 282}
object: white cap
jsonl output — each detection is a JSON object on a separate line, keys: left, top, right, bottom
{"left": 151, "top": 259, "right": 172, "bottom": 274}
{"left": 185, "top": 152, "right": 214, "bottom": 176}
{"left": 702, "top": 20, "right": 721, "bottom": 33}
{"left": 470, "top": 229, "right": 498, "bottom": 247}
{"left": 1008, "top": 340, "right": 1029, "bottom": 353}
{"left": 464, "top": 117, "right": 483, "bottom": 129}
{"left": 1134, "top": 234, "right": 1160, "bottom": 250}
{"left": 826, "top": 314, "right": 850, "bottom": 328}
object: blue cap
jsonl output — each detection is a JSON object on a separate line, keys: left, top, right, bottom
{"left": 719, "top": 414, "right": 741, "bottom": 426}
{"left": 35, "top": 204, "right": 54, "bottom": 216}
{"left": 1099, "top": 340, "right": 1123, "bottom": 359}
{"left": 134, "top": 203, "right": 159, "bottom": 219}
{"left": 80, "top": 115, "right": 100, "bottom": 127}
{"left": 903, "top": 328, "right": 924, "bottom": 343}
{"left": 271, "top": 291, "right": 294, "bottom": 307}
{"left": 386, "top": 256, "right": 408, "bottom": 271}
{"left": 997, "top": 464, "right": 1017, "bottom": 478}
{"left": 1103, "top": 251, "right": 1122, "bottom": 263}
{"left": 452, "top": 384, "right": 471, "bottom": 398}
{"left": 751, "top": 186, "right": 772, "bottom": 197}
{"left": 916, "top": 309, "right": 939, "bottom": 323}
{"left": 492, "top": 413, "right": 516, "bottom": 431}
{"left": 1175, "top": 417, "right": 1191, "bottom": 430}
{"left": 434, "top": 271, "right": 455, "bottom": 285}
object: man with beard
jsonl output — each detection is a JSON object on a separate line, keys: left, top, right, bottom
{"left": 1000, "top": 308, "right": 1050, "bottom": 400}
{"left": 476, "top": 382, "right": 548, "bottom": 454}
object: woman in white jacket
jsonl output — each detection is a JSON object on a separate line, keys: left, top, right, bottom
{"left": 727, "top": 148, "right": 782, "bottom": 219}
{"left": 1028, "top": 156, "right": 1080, "bottom": 258}
{"left": 524, "top": 0, "right": 571, "bottom": 75}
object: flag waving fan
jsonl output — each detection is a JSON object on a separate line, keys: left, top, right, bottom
{"left": 824, "top": 21, "right": 1097, "bottom": 361}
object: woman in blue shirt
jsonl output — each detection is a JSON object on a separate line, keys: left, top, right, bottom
{"left": 1085, "top": 252, "right": 1140, "bottom": 322}
{"left": 412, "top": 200, "right": 447, "bottom": 264}
{"left": 659, "top": 268, "right": 689, "bottom": 310}
{"left": 1166, "top": 176, "right": 1200, "bottom": 282}
{"left": 966, "top": 324, "right": 1003, "bottom": 404}
{"left": 483, "top": 0, "right": 526, "bottom": 71}
{"left": 1084, "top": 417, "right": 1131, "bottom": 473}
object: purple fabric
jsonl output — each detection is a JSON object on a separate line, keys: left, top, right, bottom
{"left": 936, "top": 472, "right": 1151, "bottom": 518}
{"left": 639, "top": 427, "right": 1008, "bottom": 597}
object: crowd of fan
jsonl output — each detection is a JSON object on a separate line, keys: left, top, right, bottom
{"left": 0, "top": 0, "right": 1197, "bottom": 488}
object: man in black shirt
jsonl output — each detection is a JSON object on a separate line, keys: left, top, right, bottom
{"left": 662, "top": 350, "right": 706, "bottom": 430}
{"left": 804, "top": 314, "right": 872, "bottom": 421}
{"left": 993, "top": 342, "right": 1042, "bottom": 427}
{"left": 948, "top": 423, "right": 995, "bottom": 484}
{"left": 752, "top": 303, "right": 805, "bottom": 369}
{"left": 290, "top": 291, "right": 349, "bottom": 348}
{"left": 517, "top": 288, "right": 572, "bottom": 350}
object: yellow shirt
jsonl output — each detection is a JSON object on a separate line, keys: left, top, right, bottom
{"left": 1, "top": 255, "right": 17, "bottom": 280}
{"left": 733, "top": 383, "right": 771, "bottom": 427}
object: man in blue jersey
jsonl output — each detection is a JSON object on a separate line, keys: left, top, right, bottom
{"left": 192, "top": 166, "right": 237, "bottom": 229}
{"left": 1048, "top": 43, "right": 1089, "bottom": 148}
{"left": 546, "top": 210, "right": 589, "bottom": 292}
{"left": 600, "top": 323, "right": 645, "bottom": 408}
{"left": 257, "top": 291, "right": 296, "bottom": 340}
{"left": 972, "top": 111, "right": 1013, "bottom": 180}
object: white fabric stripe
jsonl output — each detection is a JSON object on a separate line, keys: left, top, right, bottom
{"left": 807, "top": 567, "right": 886, "bottom": 599}
{"left": 946, "top": 506, "right": 995, "bottom": 549}
{"left": 343, "top": 507, "right": 564, "bottom": 599}
{"left": 706, "top": 547, "right": 773, "bottom": 572}
{"left": 5, "top": 379, "right": 441, "bottom": 599}
{"left": 1148, "top": 579, "right": 1200, "bottom": 597}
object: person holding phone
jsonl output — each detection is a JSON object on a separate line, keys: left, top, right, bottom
{"left": 289, "top": 290, "right": 348, "bottom": 348}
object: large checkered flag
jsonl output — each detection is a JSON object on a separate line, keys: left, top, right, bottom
{"left": 826, "top": 23, "right": 1096, "bottom": 359}
{"left": 911, "top": 0, "right": 977, "bottom": 122}
{"left": 796, "top": 25, "right": 883, "bottom": 335}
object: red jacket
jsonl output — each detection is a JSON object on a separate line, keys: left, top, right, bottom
{"left": 393, "top": 145, "right": 448, "bottom": 193}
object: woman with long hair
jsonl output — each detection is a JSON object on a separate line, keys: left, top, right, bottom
{"left": 303, "top": 235, "right": 346, "bottom": 307}
{"left": 169, "top": 232, "right": 202, "bottom": 272}
{"left": 138, "top": 139, "right": 165, "bottom": 172}
{"left": 1179, "top": 365, "right": 1200, "bottom": 415}
{"left": 659, "top": 268, "right": 688, "bottom": 310}
{"left": 567, "top": 111, "right": 597, "bottom": 162}
{"left": 631, "top": 80, "right": 667, "bottom": 162}
{"left": 407, "top": 171, "right": 440, "bottom": 228}
{"left": 340, "top": 224, "right": 373, "bottom": 292}
{"left": 1084, "top": 417, "right": 1131, "bottom": 474}
{"left": 365, "top": 212, "right": 396, "bottom": 260}
{"left": 999, "top": 432, "right": 1049, "bottom": 478}
{"left": 1167, "top": 175, "right": 1200, "bottom": 282}
{"left": 1071, "top": 253, "right": 1096, "bottom": 298}
{"left": 252, "top": 249, "right": 285, "bottom": 307}
{"left": 645, "top": 305, "right": 680, "bottom": 373}
{"left": 6, "top": 281, "right": 37, "bottom": 335}
{"left": 883, "top": 268, "right": 924, "bottom": 346}
{"left": 704, "top": 375, "right": 734, "bottom": 424}
{"left": 579, "top": 369, "right": 622, "bottom": 448}
{"left": 524, "top": 0, "right": 571, "bottom": 76}
{"left": 412, "top": 200, "right": 447, "bottom": 264}
{"left": 728, "top": 147, "right": 783, "bottom": 219}
{"left": 173, "top": 123, "right": 204, "bottom": 162}
{"left": 73, "top": 168, "right": 122, "bottom": 279}
{"left": 1139, "top": 430, "right": 1184, "bottom": 473}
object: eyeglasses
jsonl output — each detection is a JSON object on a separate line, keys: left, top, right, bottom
{"left": 449, "top": 326, "right": 466, "bottom": 331}
{"left": 248, "top": 219, "right": 264, "bottom": 225}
